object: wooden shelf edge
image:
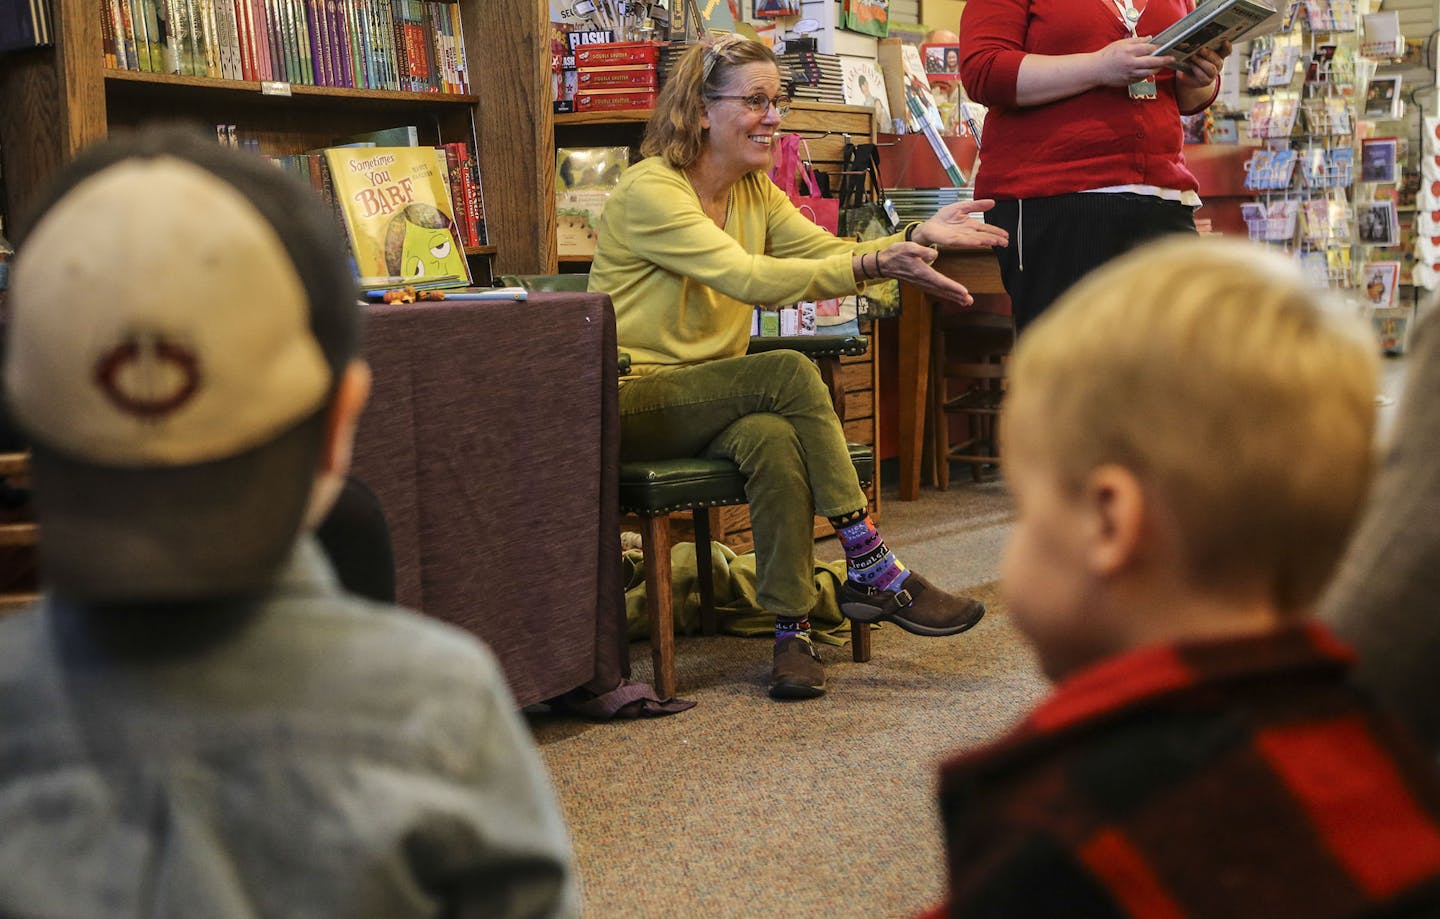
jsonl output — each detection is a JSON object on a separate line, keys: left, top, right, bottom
{"left": 104, "top": 69, "right": 479, "bottom": 104}
{"left": 0, "top": 523, "right": 38, "bottom": 548}
{"left": 465, "top": 244, "right": 497, "bottom": 256}
{"left": 0, "top": 594, "right": 39, "bottom": 615}
{"left": 555, "top": 110, "right": 652, "bottom": 125}
{"left": 552, "top": 100, "right": 871, "bottom": 128}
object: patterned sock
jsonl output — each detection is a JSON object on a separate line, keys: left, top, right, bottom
{"left": 776, "top": 615, "right": 811, "bottom": 643}
{"left": 829, "top": 510, "right": 910, "bottom": 592}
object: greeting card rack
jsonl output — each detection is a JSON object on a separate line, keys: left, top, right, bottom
{"left": 1241, "top": 1, "right": 1363, "bottom": 291}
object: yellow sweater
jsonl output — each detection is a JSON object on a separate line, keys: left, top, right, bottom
{"left": 589, "top": 157, "right": 901, "bottom": 375}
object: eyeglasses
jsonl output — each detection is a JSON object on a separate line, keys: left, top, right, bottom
{"left": 707, "top": 93, "right": 792, "bottom": 118}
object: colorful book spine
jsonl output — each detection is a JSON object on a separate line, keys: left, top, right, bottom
{"left": 467, "top": 143, "right": 486, "bottom": 245}
{"left": 379, "top": 0, "right": 397, "bottom": 90}
{"left": 197, "top": 0, "right": 219, "bottom": 77}
{"left": 389, "top": 0, "right": 408, "bottom": 91}
{"left": 137, "top": 0, "right": 161, "bottom": 71}
{"left": 100, "top": 0, "right": 117, "bottom": 68}
{"left": 441, "top": 142, "right": 470, "bottom": 245}
{"left": 345, "top": 0, "right": 368, "bottom": 89}
{"left": 263, "top": 0, "right": 284, "bottom": 80}
{"left": 332, "top": 0, "right": 352, "bottom": 87}
{"left": 292, "top": 0, "right": 314, "bottom": 84}
{"left": 177, "top": 0, "right": 199, "bottom": 75}
{"left": 450, "top": 1, "right": 466, "bottom": 92}
{"left": 301, "top": 0, "right": 320, "bottom": 83}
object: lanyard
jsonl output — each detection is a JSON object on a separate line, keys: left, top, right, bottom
{"left": 1105, "top": 0, "right": 1145, "bottom": 36}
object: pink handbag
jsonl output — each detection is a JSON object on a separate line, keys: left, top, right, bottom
{"left": 767, "top": 134, "right": 839, "bottom": 234}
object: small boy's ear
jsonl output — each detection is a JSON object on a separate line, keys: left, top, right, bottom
{"left": 1081, "top": 464, "right": 1147, "bottom": 577}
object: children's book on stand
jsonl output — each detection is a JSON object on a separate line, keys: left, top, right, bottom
{"left": 840, "top": 58, "right": 893, "bottom": 135}
{"left": 556, "top": 146, "right": 629, "bottom": 258}
{"left": 324, "top": 145, "right": 472, "bottom": 291}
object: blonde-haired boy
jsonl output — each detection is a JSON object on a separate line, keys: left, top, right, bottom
{"left": 926, "top": 237, "right": 1440, "bottom": 919}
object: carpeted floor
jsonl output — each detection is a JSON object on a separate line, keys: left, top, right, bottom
{"left": 529, "top": 480, "right": 1051, "bottom": 918}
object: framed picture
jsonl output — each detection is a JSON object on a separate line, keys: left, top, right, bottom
{"left": 920, "top": 42, "right": 960, "bottom": 76}
{"left": 1361, "top": 261, "right": 1401, "bottom": 307}
{"left": 1360, "top": 137, "right": 1399, "bottom": 183}
{"left": 1357, "top": 199, "right": 1400, "bottom": 247}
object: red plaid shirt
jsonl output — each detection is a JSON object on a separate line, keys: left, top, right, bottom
{"left": 926, "top": 623, "right": 1440, "bottom": 918}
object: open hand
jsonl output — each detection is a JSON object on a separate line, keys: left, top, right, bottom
{"left": 1090, "top": 36, "right": 1167, "bottom": 88}
{"left": 875, "top": 242, "right": 975, "bottom": 306}
{"left": 911, "top": 199, "right": 1009, "bottom": 249}
{"left": 1175, "top": 42, "right": 1230, "bottom": 90}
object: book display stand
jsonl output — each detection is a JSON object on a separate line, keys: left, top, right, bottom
{"left": 1240, "top": 0, "right": 1414, "bottom": 345}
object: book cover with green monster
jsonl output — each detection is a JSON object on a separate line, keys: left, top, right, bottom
{"left": 324, "top": 145, "right": 471, "bottom": 290}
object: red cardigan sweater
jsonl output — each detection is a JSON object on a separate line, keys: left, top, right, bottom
{"left": 959, "top": 0, "right": 1211, "bottom": 201}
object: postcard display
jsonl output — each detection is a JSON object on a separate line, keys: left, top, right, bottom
{"left": 1241, "top": 0, "right": 1414, "bottom": 346}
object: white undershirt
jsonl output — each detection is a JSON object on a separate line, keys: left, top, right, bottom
{"left": 1083, "top": 184, "right": 1203, "bottom": 207}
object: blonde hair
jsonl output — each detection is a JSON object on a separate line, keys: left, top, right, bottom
{"left": 1005, "top": 236, "right": 1378, "bottom": 612}
{"left": 641, "top": 35, "right": 780, "bottom": 169}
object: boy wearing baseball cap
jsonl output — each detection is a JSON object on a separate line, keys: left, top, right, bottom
{"left": 0, "top": 126, "right": 578, "bottom": 917}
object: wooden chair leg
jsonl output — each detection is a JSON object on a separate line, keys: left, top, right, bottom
{"left": 693, "top": 508, "right": 717, "bottom": 637}
{"left": 850, "top": 618, "right": 872, "bottom": 663}
{"left": 930, "top": 327, "right": 950, "bottom": 491}
{"left": 641, "top": 512, "right": 677, "bottom": 699}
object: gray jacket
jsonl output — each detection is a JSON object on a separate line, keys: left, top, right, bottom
{"left": 1322, "top": 304, "right": 1440, "bottom": 753}
{"left": 0, "top": 537, "right": 579, "bottom": 918}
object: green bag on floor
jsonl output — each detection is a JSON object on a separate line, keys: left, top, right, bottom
{"left": 621, "top": 543, "right": 865, "bottom": 647}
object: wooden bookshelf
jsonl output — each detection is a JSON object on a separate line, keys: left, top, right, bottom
{"left": 0, "top": 0, "right": 545, "bottom": 278}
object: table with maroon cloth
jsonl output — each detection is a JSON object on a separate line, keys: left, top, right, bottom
{"left": 350, "top": 292, "right": 631, "bottom": 709}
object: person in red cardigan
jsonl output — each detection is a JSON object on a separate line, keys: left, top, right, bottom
{"left": 921, "top": 237, "right": 1440, "bottom": 919}
{"left": 958, "top": 0, "right": 1229, "bottom": 333}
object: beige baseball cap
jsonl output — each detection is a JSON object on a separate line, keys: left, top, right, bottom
{"left": 4, "top": 125, "right": 361, "bottom": 601}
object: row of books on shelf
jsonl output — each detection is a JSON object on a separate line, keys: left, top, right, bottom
{"left": 100, "top": 0, "right": 468, "bottom": 93}
{"left": 0, "top": 0, "right": 53, "bottom": 53}
{"left": 217, "top": 128, "right": 487, "bottom": 288}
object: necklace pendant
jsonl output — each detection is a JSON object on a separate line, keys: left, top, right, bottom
{"left": 1128, "top": 76, "right": 1157, "bottom": 100}
{"left": 1125, "top": 6, "right": 1140, "bottom": 22}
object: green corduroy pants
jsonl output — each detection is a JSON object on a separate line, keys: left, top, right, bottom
{"left": 618, "top": 349, "right": 867, "bottom": 619}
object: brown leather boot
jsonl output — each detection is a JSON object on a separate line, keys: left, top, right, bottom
{"left": 838, "top": 572, "right": 985, "bottom": 637}
{"left": 769, "top": 634, "right": 826, "bottom": 699}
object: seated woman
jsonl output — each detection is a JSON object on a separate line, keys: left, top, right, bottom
{"left": 589, "top": 34, "right": 1009, "bottom": 700}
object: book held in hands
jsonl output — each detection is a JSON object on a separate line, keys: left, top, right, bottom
{"left": 1151, "top": 0, "right": 1277, "bottom": 70}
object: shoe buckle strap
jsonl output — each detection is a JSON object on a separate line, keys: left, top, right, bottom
{"left": 893, "top": 588, "right": 914, "bottom": 609}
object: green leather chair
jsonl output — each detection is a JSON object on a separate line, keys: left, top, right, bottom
{"left": 505, "top": 273, "right": 875, "bottom": 699}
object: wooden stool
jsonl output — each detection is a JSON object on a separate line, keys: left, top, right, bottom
{"left": 0, "top": 452, "right": 39, "bottom": 614}
{"left": 929, "top": 309, "right": 1014, "bottom": 489}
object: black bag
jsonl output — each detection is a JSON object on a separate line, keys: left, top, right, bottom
{"left": 838, "top": 142, "right": 902, "bottom": 317}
